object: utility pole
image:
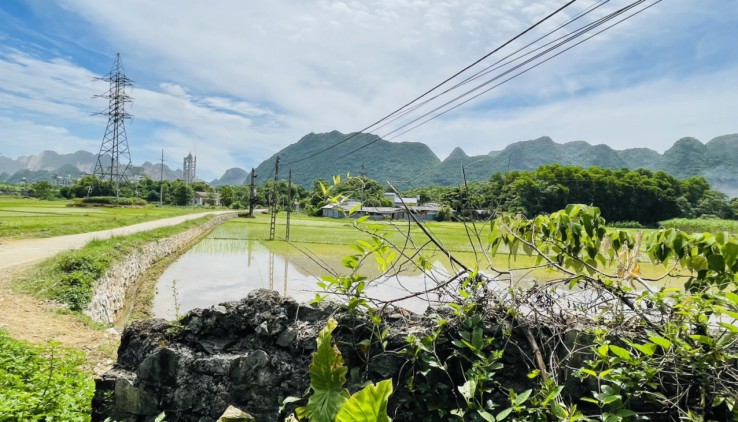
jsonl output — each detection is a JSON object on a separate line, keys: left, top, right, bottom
{"left": 286, "top": 169, "right": 292, "bottom": 241}
{"left": 248, "top": 168, "right": 256, "bottom": 217}
{"left": 159, "top": 149, "right": 164, "bottom": 206}
{"left": 269, "top": 156, "right": 279, "bottom": 240}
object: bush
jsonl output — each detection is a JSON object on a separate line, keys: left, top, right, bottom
{"left": 608, "top": 221, "right": 644, "bottom": 229}
{"left": 0, "top": 329, "right": 94, "bottom": 420}
{"left": 47, "top": 251, "right": 111, "bottom": 311}
{"left": 76, "top": 196, "right": 147, "bottom": 206}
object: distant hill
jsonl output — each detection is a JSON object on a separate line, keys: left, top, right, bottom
{"left": 0, "top": 150, "right": 184, "bottom": 184}
{"left": 211, "top": 168, "right": 250, "bottom": 187}
{"left": 209, "top": 131, "right": 738, "bottom": 197}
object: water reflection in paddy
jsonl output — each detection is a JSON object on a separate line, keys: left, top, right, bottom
{"left": 152, "top": 224, "right": 455, "bottom": 320}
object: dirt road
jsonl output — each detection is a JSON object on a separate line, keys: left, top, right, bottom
{"left": 0, "top": 210, "right": 234, "bottom": 372}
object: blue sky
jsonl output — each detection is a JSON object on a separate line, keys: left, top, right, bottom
{"left": 1, "top": 0, "right": 737, "bottom": 181}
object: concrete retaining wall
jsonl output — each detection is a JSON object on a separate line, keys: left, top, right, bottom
{"left": 84, "top": 213, "right": 237, "bottom": 325}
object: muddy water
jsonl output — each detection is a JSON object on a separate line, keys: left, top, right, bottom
{"left": 152, "top": 226, "right": 456, "bottom": 320}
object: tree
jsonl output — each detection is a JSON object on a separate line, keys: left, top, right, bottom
{"left": 171, "top": 182, "right": 194, "bottom": 206}
{"left": 29, "top": 181, "right": 57, "bottom": 200}
{"left": 218, "top": 186, "right": 235, "bottom": 207}
{"left": 694, "top": 190, "right": 732, "bottom": 219}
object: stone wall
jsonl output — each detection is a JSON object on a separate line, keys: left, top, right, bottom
{"left": 84, "top": 213, "right": 237, "bottom": 325}
{"left": 92, "top": 290, "right": 588, "bottom": 422}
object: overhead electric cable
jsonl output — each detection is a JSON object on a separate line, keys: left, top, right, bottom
{"left": 383, "top": 0, "right": 659, "bottom": 142}
{"left": 283, "top": 0, "right": 579, "bottom": 166}
{"left": 331, "top": 0, "right": 658, "bottom": 163}
{"left": 372, "top": 0, "right": 613, "bottom": 133}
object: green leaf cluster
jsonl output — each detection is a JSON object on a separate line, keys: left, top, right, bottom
{"left": 292, "top": 319, "right": 393, "bottom": 422}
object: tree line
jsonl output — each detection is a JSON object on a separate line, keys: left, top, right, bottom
{"left": 7, "top": 165, "right": 738, "bottom": 226}
{"left": 407, "top": 165, "right": 738, "bottom": 225}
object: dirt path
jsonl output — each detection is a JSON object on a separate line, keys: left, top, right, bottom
{"left": 0, "top": 210, "right": 234, "bottom": 373}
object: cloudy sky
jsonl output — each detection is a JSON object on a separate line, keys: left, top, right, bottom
{"left": 1, "top": 0, "right": 736, "bottom": 180}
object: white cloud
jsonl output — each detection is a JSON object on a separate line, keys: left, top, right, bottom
{"left": 1, "top": 1, "right": 736, "bottom": 180}
{"left": 0, "top": 117, "right": 99, "bottom": 156}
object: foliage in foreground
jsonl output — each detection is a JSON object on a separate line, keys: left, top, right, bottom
{"left": 312, "top": 177, "right": 738, "bottom": 421}
{"left": 287, "top": 318, "right": 393, "bottom": 422}
{"left": 0, "top": 329, "right": 94, "bottom": 421}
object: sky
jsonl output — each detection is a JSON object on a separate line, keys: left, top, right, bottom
{"left": 0, "top": 0, "right": 737, "bottom": 181}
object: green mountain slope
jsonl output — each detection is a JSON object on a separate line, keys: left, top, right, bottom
{"left": 253, "top": 131, "right": 440, "bottom": 187}
{"left": 236, "top": 131, "right": 738, "bottom": 197}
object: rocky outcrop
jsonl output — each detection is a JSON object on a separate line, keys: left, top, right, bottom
{"left": 84, "top": 213, "right": 237, "bottom": 325}
{"left": 92, "top": 290, "right": 605, "bottom": 421}
{"left": 94, "top": 289, "right": 571, "bottom": 421}
{"left": 93, "top": 290, "right": 325, "bottom": 421}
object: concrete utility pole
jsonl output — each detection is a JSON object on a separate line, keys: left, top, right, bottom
{"left": 286, "top": 169, "right": 292, "bottom": 241}
{"left": 269, "top": 156, "right": 279, "bottom": 240}
{"left": 248, "top": 168, "right": 256, "bottom": 217}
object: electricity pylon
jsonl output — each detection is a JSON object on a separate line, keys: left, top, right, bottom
{"left": 93, "top": 53, "right": 134, "bottom": 197}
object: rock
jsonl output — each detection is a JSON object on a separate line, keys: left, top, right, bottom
{"left": 137, "top": 348, "right": 180, "bottom": 386}
{"left": 114, "top": 377, "right": 159, "bottom": 417}
{"left": 276, "top": 327, "right": 296, "bottom": 348}
{"left": 229, "top": 350, "right": 269, "bottom": 384}
{"left": 217, "top": 405, "right": 255, "bottom": 422}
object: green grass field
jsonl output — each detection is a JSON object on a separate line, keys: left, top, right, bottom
{"left": 0, "top": 197, "right": 206, "bottom": 240}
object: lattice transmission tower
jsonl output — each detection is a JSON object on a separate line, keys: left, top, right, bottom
{"left": 93, "top": 53, "right": 134, "bottom": 195}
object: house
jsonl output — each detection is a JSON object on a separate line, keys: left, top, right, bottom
{"left": 355, "top": 206, "right": 406, "bottom": 220}
{"left": 194, "top": 191, "right": 221, "bottom": 206}
{"left": 321, "top": 203, "right": 406, "bottom": 220}
{"left": 321, "top": 204, "right": 346, "bottom": 218}
{"left": 384, "top": 193, "right": 419, "bottom": 207}
{"left": 410, "top": 204, "right": 443, "bottom": 221}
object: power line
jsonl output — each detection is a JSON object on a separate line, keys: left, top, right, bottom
{"left": 283, "top": 0, "right": 579, "bottom": 167}
{"left": 334, "top": 0, "right": 658, "bottom": 164}
{"left": 383, "top": 0, "right": 660, "bottom": 142}
{"left": 371, "top": 0, "right": 614, "bottom": 134}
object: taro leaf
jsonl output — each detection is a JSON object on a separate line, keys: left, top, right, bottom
{"left": 297, "top": 318, "right": 350, "bottom": 422}
{"left": 335, "top": 379, "right": 393, "bottom": 422}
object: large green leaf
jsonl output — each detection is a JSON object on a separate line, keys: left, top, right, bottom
{"left": 297, "top": 318, "right": 350, "bottom": 422}
{"left": 335, "top": 379, "right": 393, "bottom": 422}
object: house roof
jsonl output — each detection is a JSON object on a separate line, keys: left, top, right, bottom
{"left": 411, "top": 205, "right": 442, "bottom": 212}
{"left": 195, "top": 192, "right": 220, "bottom": 198}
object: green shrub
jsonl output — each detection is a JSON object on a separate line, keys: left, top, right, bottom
{"left": 47, "top": 251, "right": 112, "bottom": 311}
{"left": 608, "top": 221, "right": 644, "bottom": 229}
{"left": 57, "top": 251, "right": 109, "bottom": 276}
{"left": 0, "top": 329, "right": 94, "bottom": 420}
{"left": 77, "top": 196, "right": 147, "bottom": 206}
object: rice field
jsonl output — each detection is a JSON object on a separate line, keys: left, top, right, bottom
{"left": 222, "top": 213, "right": 691, "bottom": 287}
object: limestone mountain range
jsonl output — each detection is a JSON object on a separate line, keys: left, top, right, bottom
{"left": 2, "top": 132, "right": 737, "bottom": 198}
